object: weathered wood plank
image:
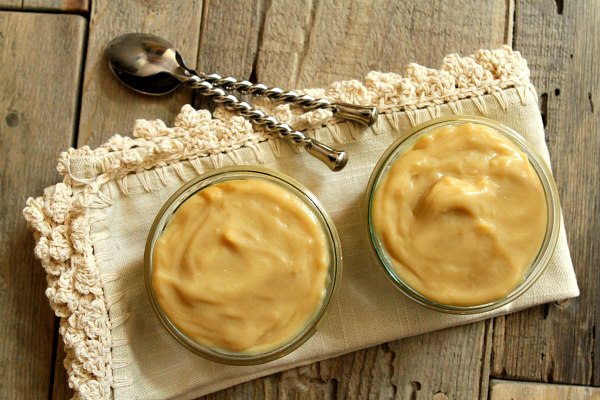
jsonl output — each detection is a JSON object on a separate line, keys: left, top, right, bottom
{"left": 197, "top": 1, "right": 509, "bottom": 398}
{"left": 256, "top": 0, "right": 508, "bottom": 88}
{"left": 77, "top": 0, "right": 203, "bottom": 147}
{"left": 196, "top": 0, "right": 264, "bottom": 80}
{"left": 491, "top": 0, "right": 600, "bottom": 385}
{"left": 0, "top": 0, "right": 88, "bottom": 12}
{"left": 0, "top": 11, "right": 85, "bottom": 399}
{"left": 489, "top": 379, "right": 600, "bottom": 400}
{"left": 0, "top": 0, "right": 20, "bottom": 8}
{"left": 192, "top": 0, "right": 264, "bottom": 111}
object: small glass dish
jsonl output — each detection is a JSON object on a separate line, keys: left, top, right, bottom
{"left": 145, "top": 166, "right": 342, "bottom": 364}
{"left": 365, "top": 116, "right": 561, "bottom": 314}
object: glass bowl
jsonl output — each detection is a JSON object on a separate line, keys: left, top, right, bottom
{"left": 145, "top": 166, "right": 342, "bottom": 364}
{"left": 366, "top": 116, "right": 560, "bottom": 314}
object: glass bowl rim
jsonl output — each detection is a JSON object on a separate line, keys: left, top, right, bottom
{"left": 365, "top": 115, "right": 561, "bottom": 314}
{"left": 144, "top": 165, "right": 343, "bottom": 364}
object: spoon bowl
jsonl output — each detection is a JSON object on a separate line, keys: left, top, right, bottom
{"left": 106, "top": 33, "right": 193, "bottom": 95}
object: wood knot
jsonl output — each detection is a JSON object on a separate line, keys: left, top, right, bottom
{"left": 5, "top": 111, "right": 20, "bottom": 127}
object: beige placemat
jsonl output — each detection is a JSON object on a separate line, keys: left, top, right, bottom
{"left": 24, "top": 46, "right": 578, "bottom": 400}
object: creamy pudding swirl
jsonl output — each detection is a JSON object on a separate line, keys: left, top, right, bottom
{"left": 372, "top": 123, "right": 547, "bottom": 306}
{"left": 152, "top": 179, "right": 329, "bottom": 353}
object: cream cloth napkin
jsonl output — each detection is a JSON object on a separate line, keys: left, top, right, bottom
{"left": 24, "top": 47, "right": 579, "bottom": 400}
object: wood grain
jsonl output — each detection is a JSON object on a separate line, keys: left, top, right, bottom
{"left": 0, "top": 0, "right": 88, "bottom": 12}
{"left": 491, "top": 0, "right": 600, "bottom": 385}
{"left": 0, "top": 11, "right": 85, "bottom": 400}
{"left": 196, "top": 0, "right": 264, "bottom": 80}
{"left": 0, "top": 0, "right": 20, "bottom": 9}
{"left": 256, "top": 0, "right": 508, "bottom": 88}
{"left": 77, "top": 0, "right": 203, "bottom": 147}
{"left": 196, "top": 0, "right": 508, "bottom": 398}
{"left": 489, "top": 379, "right": 600, "bottom": 400}
{"left": 193, "top": 0, "right": 264, "bottom": 111}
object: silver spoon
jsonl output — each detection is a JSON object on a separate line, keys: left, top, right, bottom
{"left": 106, "top": 33, "right": 378, "bottom": 124}
{"left": 105, "top": 33, "right": 377, "bottom": 171}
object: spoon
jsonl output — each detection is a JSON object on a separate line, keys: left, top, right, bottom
{"left": 106, "top": 33, "right": 378, "bottom": 125}
{"left": 106, "top": 33, "right": 378, "bottom": 170}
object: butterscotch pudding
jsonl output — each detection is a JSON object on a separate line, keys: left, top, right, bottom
{"left": 146, "top": 168, "right": 341, "bottom": 363}
{"left": 367, "top": 117, "right": 560, "bottom": 312}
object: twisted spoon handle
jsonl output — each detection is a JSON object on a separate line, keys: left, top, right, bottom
{"left": 199, "top": 73, "right": 378, "bottom": 126}
{"left": 189, "top": 78, "right": 348, "bottom": 171}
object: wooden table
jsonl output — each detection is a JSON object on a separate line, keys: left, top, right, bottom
{"left": 1, "top": 1, "right": 598, "bottom": 399}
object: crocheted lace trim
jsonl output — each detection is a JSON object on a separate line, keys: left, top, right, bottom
{"left": 22, "top": 46, "right": 530, "bottom": 400}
